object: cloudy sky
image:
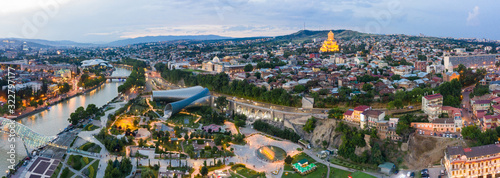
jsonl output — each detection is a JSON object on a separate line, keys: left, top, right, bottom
{"left": 0, "top": 0, "right": 498, "bottom": 43}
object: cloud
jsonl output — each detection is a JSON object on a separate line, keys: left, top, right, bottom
{"left": 466, "top": 6, "right": 480, "bottom": 26}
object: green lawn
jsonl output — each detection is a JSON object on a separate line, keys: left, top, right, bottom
{"left": 67, "top": 155, "right": 93, "bottom": 170}
{"left": 234, "top": 166, "right": 265, "bottom": 178}
{"left": 207, "top": 165, "right": 226, "bottom": 172}
{"left": 84, "top": 160, "right": 100, "bottom": 178}
{"left": 50, "top": 163, "right": 62, "bottom": 178}
{"left": 230, "top": 164, "right": 265, "bottom": 178}
{"left": 330, "top": 158, "right": 375, "bottom": 171}
{"left": 84, "top": 124, "right": 99, "bottom": 131}
{"left": 350, "top": 171, "right": 376, "bottom": 178}
{"left": 331, "top": 167, "right": 352, "bottom": 178}
{"left": 138, "top": 166, "right": 159, "bottom": 177}
{"left": 230, "top": 172, "right": 245, "bottom": 178}
{"left": 79, "top": 142, "right": 102, "bottom": 153}
{"left": 60, "top": 167, "right": 75, "bottom": 178}
{"left": 168, "top": 113, "right": 200, "bottom": 128}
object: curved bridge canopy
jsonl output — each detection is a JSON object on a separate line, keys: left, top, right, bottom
{"left": 152, "top": 86, "right": 210, "bottom": 118}
{"left": 0, "top": 117, "right": 57, "bottom": 148}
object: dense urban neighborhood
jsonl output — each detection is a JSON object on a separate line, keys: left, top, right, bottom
{"left": 1, "top": 29, "right": 500, "bottom": 178}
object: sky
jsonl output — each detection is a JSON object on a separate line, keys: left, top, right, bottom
{"left": 0, "top": 0, "right": 498, "bottom": 43}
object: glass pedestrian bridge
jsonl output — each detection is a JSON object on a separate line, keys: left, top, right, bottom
{"left": 152, "top": 86, "right": 210, "bottom": 119}
{"left": 0, "top": 117, "right": 57, "bottom": 148}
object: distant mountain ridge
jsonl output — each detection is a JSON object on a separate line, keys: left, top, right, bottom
{"left": 106, "top": 35, "right": 232, "bottom": 46}
{"left": 2, "top": 30, "right": 377, "bottom": 47}
{"left": 1, "top": 38, "right": 93, "bottom": 47}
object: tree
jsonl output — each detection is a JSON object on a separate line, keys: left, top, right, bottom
{"left": 328, "top": 108, "right": 344, "bottom": 119}
{"left": 303, "top": 117, "right": 317, "bottom": 133}
{"left": 244, "top": 64, "right": 253, "bottom": 72}
{"left": 391, "top": 74, "right": 401, "bottom": 81}
{"left": 59, "top": 82, "right": 71, "bottom": 93}
{"left": 86, "top": 104, "right": 99, "bottom": 116}
{"left": 141, "top": 169, "right": 155, "bottom": 178}
{"left": 255, "top": 72, "right": 261, "bottom": 79}
{"left": 293, "top": 85, "right": 307, "bottom": 93}
{"left": 68, "top": 106, "right": 86, "bottom": 125}
{"left": 284, "top": 155, "right": 293, "bottom": 165}
{"left": 362, "top": 83, "right": 373, "bottom": 92}
{"left": 215, "top": 96, "right": 228, "bottom": 110}
{"left": 200, "top": 166, "right": 208, "bottom": 176}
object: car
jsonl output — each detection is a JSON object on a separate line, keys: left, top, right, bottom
{"left": 421, "top": 169, "right": 429, "bottom": 175}
{"left": 407, "top": 171, "right": 415, "bottom": 178}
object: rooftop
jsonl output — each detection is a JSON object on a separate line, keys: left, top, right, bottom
{"left": 447, "top": 144, "right": 500, "bottom": 158}
{"left": 423, "top": 93, "right": 443, "bottom": 100}
{"left": 353, "top": 105, "right": 370, "bottom": 111}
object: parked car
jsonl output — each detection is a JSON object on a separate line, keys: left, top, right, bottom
{"left": 407, "top": 171, "right": 415, "bottom": 178}
{"left": 421, "top": 169, "right": 429, "bottom": 175}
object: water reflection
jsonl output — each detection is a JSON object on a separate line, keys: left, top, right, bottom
{"left": 0, "top": 68, "right": 131, "bottom": 175}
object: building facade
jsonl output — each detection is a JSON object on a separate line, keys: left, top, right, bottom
{"left": 444, "top": 54, "right": 498, "bottom": 72}
{"left": 444, "top": 144, "right": 500, "bottom": 178}
{"left": 422, "top": 94, "right": 443, "bottom": 120}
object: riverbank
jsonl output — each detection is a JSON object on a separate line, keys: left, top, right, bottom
{"left": 12, "top": 81, "right": 108, "bottom": 120}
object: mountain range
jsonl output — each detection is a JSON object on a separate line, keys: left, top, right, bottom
{"left": 2, "top": 30, "right": 374, "bottom": 48}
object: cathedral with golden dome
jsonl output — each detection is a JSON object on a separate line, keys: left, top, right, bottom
{"left": 319, "top": 31, "right": 339, "bottom": 53}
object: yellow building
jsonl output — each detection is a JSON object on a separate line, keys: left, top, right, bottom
{"left": 445, "top": 144, "right": 500, "bottom": 178}
{"left": 319, "top": 31, "right": 339, "bottom": 53}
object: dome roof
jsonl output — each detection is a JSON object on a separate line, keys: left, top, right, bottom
{"left": 212, "top": 56, "right": 220, "bottom": 63}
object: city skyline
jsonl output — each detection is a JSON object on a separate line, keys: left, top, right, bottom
{"left": 1, "top": 0, "right": 499, "bottom": 43}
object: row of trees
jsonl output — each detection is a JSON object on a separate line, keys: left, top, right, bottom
{"left": 117, "top": 67, "right": 145, "bottom": 93}
{"left": 252, "top": 120, "right": 301, "bottom": 142}
{"left": 437, "top": 79, "right": 462, "bottom": 107}
{"left": 456, "top": 64, "right": 487, "bottom": 87}
{"left": 103, "top": 158, "right": 133, "bottom": 178}
{"left": 68, "top": 104, "right": 99, "bottom": 125}
{"left": 157, "top": 66, "right": 301, "bottom": 107}
{"left": 79, "top": 73, "right": 106, "bottom": 88}
{"left": 96, "top": 128, "right": 131, "bottom": 153}
{"left": 461, "top": 125, "right": 500, "bottom": 147}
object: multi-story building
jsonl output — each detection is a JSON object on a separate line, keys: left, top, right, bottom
{"left": 426, "top": 64, "right": 445, "bottom": 74}
{"left": 444, "top": 54, "right": 498, "bottom": 72}
{"left": 444, "top": 144, "right": 500, "bottom": 178}
{"left": 343, "top": 105, "right": 371, "bottom": 123}
{"left": 376, "top": 118, "right": 401, "bottom": 141}
{"left": 414, "top": 61, "right": 427, "bottom": 72}
{"left": 422, "top": 94, "right": 443, "bottom": 120}
{"left": 392, "top": 65, "right": 413, "bottom": 76}
{"left": 360, "top": 110, "right": 385, "bottom": 129}
{"left": 352, "top": 105, "right": 371, "bottom": 123}
{"left": 412, "top": 117, "right": 461, "bottom": 136}
{"left": 442, "top": 106, "right": 463, "bottom": 132}
{"left": 472, "top": 100, "right": 491, "bottom": 117}
{"left": 481, "top": 115, "right": 500, "bottom": 131}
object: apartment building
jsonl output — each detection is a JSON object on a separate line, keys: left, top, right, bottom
{"left": 444, "top": 144, "right": 500, "bottom": 178}
{"left": 422, "top": 94, "right": 443, "bottom": 120}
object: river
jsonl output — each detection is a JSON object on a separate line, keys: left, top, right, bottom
{"left": 0, "top": 67, "right": 131, "bottom": 175}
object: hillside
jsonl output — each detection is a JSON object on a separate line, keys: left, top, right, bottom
{"left": 274, "top": 29, "right": 376, "bottom": 42}
{"left": 106, "top": 35, "right": 232, "bottom": 46}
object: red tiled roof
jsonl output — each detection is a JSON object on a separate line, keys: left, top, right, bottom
{"left": 353, "top": 105, "right": 371, "bottom": 111}
{"left": 343, "top": 110, "right": 353, "bottom": 116}
{"left": 424, "top": 93, "right": 443, "bottom": 100}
